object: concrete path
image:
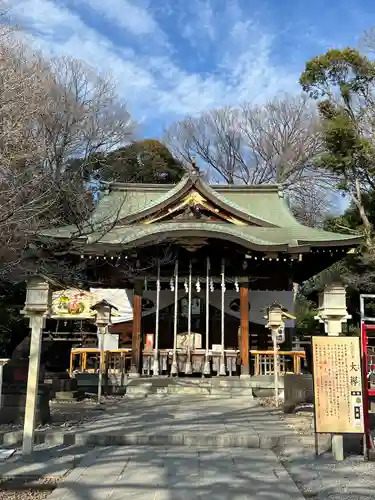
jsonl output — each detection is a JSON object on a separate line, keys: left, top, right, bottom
{"left": 48, "top": 445, "right": 304, "bottom": 500}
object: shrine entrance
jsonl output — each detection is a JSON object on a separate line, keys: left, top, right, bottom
{"left": 36, "top": 168, "right": 361, "bottom": 380}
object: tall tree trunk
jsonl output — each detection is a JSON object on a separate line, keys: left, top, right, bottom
{"left": 353, "top": 178, "right": 373, "bottom": 250}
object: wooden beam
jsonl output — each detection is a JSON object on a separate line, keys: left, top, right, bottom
{"left": 240, "top": 280, "right": 249, "bottom": 375}
{"left": 130, "top": 280, "right": 143, "bottom": 375}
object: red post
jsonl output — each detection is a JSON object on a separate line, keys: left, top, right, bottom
{"left": 240, "top": 281, "right": 249, "bottom": 375}
{"left": 361, "top": 322, "right": 375, "bottom": 452}
{"left": 362, "top": 323, "right": 369, "bottom": 450}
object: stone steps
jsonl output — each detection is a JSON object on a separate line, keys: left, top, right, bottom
{"left": 125, "top": 378, "right": 255, "bottom": 398}
{"left": 0, "top": 429, "right": 298, "bottom": 449}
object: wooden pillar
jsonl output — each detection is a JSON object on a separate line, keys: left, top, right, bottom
{"left": 240, "top": 280, "right": 249, "bottom": 376}
{"left": 130, "top": 280, "right": 142, "bottom": 376}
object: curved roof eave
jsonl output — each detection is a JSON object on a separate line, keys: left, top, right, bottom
{"left": 118, "top": 173, "right": 279, "bottom": 227}
{"left": 297, "top": 236, "right": 363, "bottom": 247}
{"left": 85, "top": 221, "right": 364, "bottom": 253}
{"left": 87, "top": 224, "right": 289, "bottom": 252}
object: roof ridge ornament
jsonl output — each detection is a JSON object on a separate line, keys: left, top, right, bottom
{"left": 190, "top": 157, "right": 200, "bottom": 176}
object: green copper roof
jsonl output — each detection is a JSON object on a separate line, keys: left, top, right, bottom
{"left": 212, "top": 186, "right": 299, "bottom": 227}
{"left": 38, "top": 173, "right": 363, "bottom": 251}
{"left": 90, "top": 184, "right": 169, "bottom": 225}
{"left": 90, "top": 175, "right": 298, "bottom": 228}
{"left": 82, "top": 223, "right": 360, "bottom": 250}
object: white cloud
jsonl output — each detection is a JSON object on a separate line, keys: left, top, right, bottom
{"left": 81, "top": 0, "right": 159, "bottom": 36}
{"left": 9, "top": 0, "right": 299, "bottom": 130}
{"left": 180, "top": 0, "right": 216, "bottom": 46}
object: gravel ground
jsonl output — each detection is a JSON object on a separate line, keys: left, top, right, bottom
{"left": 0, "top": 395, "right": 123, "bottom": 432}
{"left": 283, "top": 452, "right": 375, "bottom": 500}
{"left": 258, "top": 397, "right": 375, "bottom": 499}
{"left": 258, "top": 396, "right": 316, "bottom": 436}
{"left": 0, "top": 477, "right": 60, "bottom": 500}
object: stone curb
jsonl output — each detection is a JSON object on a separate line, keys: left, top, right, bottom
{"left": 0, "top": 430, "right": 314, "bottom": 449}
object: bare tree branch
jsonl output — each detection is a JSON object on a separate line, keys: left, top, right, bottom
{"left": 37, "top": 56, "right": 135, "bottom": 181}
{"left": 164, "top": 94, "right": 337, "bottom": 224}
{"left": 164, "top": 94, "right": 324, "bottom": 186}
{"left": 0, "top": 30, "right": 135, "bottom": 282}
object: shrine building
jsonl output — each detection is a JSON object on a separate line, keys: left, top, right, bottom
{"left": 37, "top": 168, "right": 362, "bottom": 377}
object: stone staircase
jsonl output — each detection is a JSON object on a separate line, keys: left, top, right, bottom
{"left": 125, "top": 377, "right": 256, "bottom": 398}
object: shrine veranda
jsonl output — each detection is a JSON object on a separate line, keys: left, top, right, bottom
{"left": 37, "top": 169, "right": 362, "bottom": 377}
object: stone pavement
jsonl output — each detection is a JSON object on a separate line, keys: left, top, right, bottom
{"left": 1, "top": 395, "right": 298, "bottom": 448}
{"left": 47, "top": 445, "right": 304, "bottom": 500}
{"left": 3, "top": 396, "right": 375, "bottom": 498}
{"left": 0, "top": 445, "right": 94, "bottom": 478}
{"left": 77, "top": 394, "right": 288, "bottom": 438}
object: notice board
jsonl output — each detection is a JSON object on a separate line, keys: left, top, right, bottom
{"left": 312, "top": 336, "right": 364, "bottom": 434}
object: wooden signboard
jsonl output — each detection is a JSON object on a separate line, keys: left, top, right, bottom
{"left": 312, "top": 336, "right": 364, "bottom": 434}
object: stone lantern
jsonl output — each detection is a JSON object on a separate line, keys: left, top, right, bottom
{"left": 91, "top": 299, "right": 115, "bottom": 326}
{"left": 315, "top": 283, "right": 351, "bottom": 336}
{"left": 266, "top": 303, "right": 284, "bottom": 330}
{"left": 91, "top": 299, "right": 118, "bottom": 403}
{"left": 22, "top": 277, "right": 52, "bottom": 316}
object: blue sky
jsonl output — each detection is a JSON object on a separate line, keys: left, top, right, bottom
{"left": 10, "top": 0, "right": 375, "bottom": 138}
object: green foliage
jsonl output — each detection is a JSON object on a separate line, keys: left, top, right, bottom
{"left": 314, "top": 107, "right": 375, "bottom": 192}
{"left": 295, "top": 294, "right": 318, "bottom": 336}
{"left": 300, "top": 47, "right": 375, "bottom": 100}
{"left": 300, "top": 47, "right": 375, "bottom": 243}
{"left": 325, "top": 190, "right": 375, "bottom": 233}
{"left": 77, "top": 139, "right": 185, "bottom": 184}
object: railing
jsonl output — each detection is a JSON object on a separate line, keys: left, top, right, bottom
{"left": 250, "top": 350, "right": 306, "bottom": 376}
{"left": 69, "top": 348, "right": 306, "bottom": 377}
{"left": 69, "top": 348, "right": 132, "bottom": 376}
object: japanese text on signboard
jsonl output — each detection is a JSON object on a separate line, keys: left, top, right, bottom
{"left": 312, "top": 336, "right": 364, "bottom": 434}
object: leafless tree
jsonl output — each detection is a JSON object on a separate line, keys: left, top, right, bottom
{"left": 37, "top": 56, "right": 135, "bottom": 181}
{"left": 0, "top": 32, "right": 47, "bottom": 169}
{"left": 290, "top": 179, "right": 335, "bottom": 227}
{"left": 164, "top": 94, "right": 338, "bottom": 225}
{"left": 164, "top": 94, "right": 324, "bottom": 185}
{"left": 359, "top": 27, "right": 375, "bottom": 57}
{"left": 0, "top": 31, "right": 135, "bottom": 281}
